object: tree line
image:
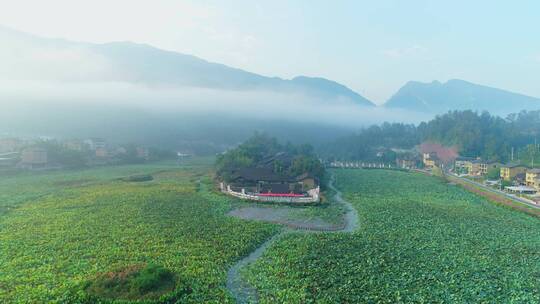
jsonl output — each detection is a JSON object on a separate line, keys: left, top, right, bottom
{"left": 322, "top": 110, "right": 540, "bottom": 163}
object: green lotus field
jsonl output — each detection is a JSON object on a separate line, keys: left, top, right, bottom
{"left": 244, "top": 169, "right": 540, "bottom": 303}
{"left": 0, "top": 159, "right": 278, "bottom": 303}
{"left": 3, "top": 164, "right": 540, "bottom": 303}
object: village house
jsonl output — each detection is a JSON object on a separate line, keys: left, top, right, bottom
{"left": 529, "top": 176, "right": 540, "bottom": 191}
{"left": 467, "top": 159, "right": 500, "bottom": 176}
{"left": 454, "top": 156, "right": 475, "bottom": 173}
{"left": 294, "top": 172, "right": 317, "bottom": 191}
{"left": 95, "top": 147, "right": 108, "bottom": 158}
{"left": 420, "top": 142, "right": 458, "bottom": 170}
{"left": 18, "top": 148, "right": 48, "bottom": 170}
{"left": 396, "top": 158, "right": 417, "bottom": 169}
{"left": 515, "top": 173, "right": 527, "bottom": 185}
{"left": 525, "top": 168, "right": 540, "bottom": 187}
{"left": 64, "top": 140, "right": 84, "bottom": 151}
{"left": 478, "top": 160, "right": 500, "bottom": 176}
{"left": 84, "top": 138, "right": 108, "bottom": 158}
{"left": 505, "top": 185, "right": 537, "bottom": 195}
{"left": 465, "top": 161, "right": 479, "bottom": 175}
{"left": 228, "top": 167, "right": 318, "bottom": 195}
{"left": 500, "top": 164, "right": 528, "bottom": 181}
{"left": 84, "top": 138, "right": 106, "bottom": 151}
{"left": 0, "top": 138, "right": 23, "bottom": 153}
{"left": 423, "top": 152, "right": 439, "bottom": 169}
{"left": 395, "top": 153, "right": 419, "bottom": 169}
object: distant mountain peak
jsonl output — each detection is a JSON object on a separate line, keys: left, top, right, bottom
{"left": 385, "top": 79, "right": 540, "bottom": 115}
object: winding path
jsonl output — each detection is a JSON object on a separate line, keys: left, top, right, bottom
{"left": 330, "top": 174, "right": 359, "bottom": 233}
{"left": 226, "top": 173, "right": 359, "bottom": 304}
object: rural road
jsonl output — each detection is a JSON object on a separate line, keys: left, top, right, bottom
{"left": 415, "top": 169, "right": 540, "bottom": 211}
{"left": 448, "top": 173, "right": 540, "bottom": 210}
{"left": 226, "top": 173, "right": 359, "bottom": 304}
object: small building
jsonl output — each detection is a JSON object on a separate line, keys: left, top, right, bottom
{"left": 525, "top": 168, "right": 540, "bottom": 187}
{"left": 228, "top": 167, "right": 318, "bottom": 194}
{"left": 454, "top": 156, "right": 475, "bottom": 173}
{"left": 465, "top": 161, "right": 479, "bottom": 175}
{"left": 500, "top": 164, "right": 528, "bottom": 181}
{"left": 396, "top": 153, "right": 419, "bottom": 169}
{"left": 295, "top": 173, "right": 318, "bottom": 192}
{"left": 18, "top": 148, "right": 48, "bottom": 169}
{"left": 420, "top": 143, "right": 458, "bottom": 169}
{"left": 64, "top": 140, "right": 83, "bottom": 151}
{"left": 397, "top": 158, "right": 416, "bottom": 169}
{"left": 84, "top": 138, "right": 106, "bottom": 151}
{"left": 0, "top": 138, "right": 23, "bottom": 153}
{"left": 260, "top": 183, "right": 291, "bottom": 194}
{"left": 515, "top": 173, "right": 526, "bottom": 185}
{"left": 505, "top": 185, "right": 537, "bottom": 195}
{"left": 423, "top": 152, "right": 439, "bottom": 169}
{"left": 478, "top": 160, "right": 500, "bottom": 176}
{"left": 468, "top": 159, "right": 500, "bottom": 176}
{"left": 529, "top": 177, "right": 540, "bottom": 191}
{"left": 95, "top": 147, "right": 108, "bottom": 158}
{"left": 229, "top": 167, "right": 292, "bottom": 192}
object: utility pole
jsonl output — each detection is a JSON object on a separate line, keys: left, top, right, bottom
{"left": 532, "top": 142, "right": 535, "bottom": 168}
{"left": 511, "top": 147, "right": 514, "bottom": 162}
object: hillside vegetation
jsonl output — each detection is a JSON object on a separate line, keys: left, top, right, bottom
{"left": 324, "top": 110, "right": 540, "bottom": 162}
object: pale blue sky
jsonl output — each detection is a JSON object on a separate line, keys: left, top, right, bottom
{"left": 1, "top": 0, "right": 539, "bottom": 104}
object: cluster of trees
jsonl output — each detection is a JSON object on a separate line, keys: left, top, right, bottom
{"left": 323, "top": 110, "right": 540, "bottom": 163}
{"left": 417, "top": 111, "right": 515, "bottom": 161}
{"left": 320, "top": 122, "right": 419, "bottom": 161}
{"left": 216, "top": 133, "right": 324, "bottom": 181}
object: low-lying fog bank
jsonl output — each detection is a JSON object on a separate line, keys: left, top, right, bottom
{"left": 0, "top": 81, "right": 431, "bottom": 153}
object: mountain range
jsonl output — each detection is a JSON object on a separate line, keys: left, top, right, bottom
{"left": 2, "top": 25, "right": 540, "bottom": 115}
{"left": 0, "top": 25, "right": 374, "bottom": 106}
{"left": 384, "top": 79, "right": 540, "bottom": 115}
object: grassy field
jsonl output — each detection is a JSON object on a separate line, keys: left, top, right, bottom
{"left": 244, "top": 169, "right": 540, "bottom": 303}
{"left": 0, "top": 158, "right": 279, "bottom": 303}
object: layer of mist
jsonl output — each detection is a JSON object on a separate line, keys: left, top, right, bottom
{"left": 0, "top": 25, "right": 431, "bottom": 152}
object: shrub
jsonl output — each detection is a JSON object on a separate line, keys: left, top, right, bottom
{"left": 120, "top": 174, "right": 154, "bottom": 182}
{"left": 85, "top": 264, "right": 176, "bottom": 300}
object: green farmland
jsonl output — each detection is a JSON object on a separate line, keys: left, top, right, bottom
{"left": 2, "top": 163, "right": 540, "bottom": 303}
{"left": 244, "top": 169, "right": 540, "bottom": 303}
{"left": 0, "top": 159, "right": 278, "bottom": 303}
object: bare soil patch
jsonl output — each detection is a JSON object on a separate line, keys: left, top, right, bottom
{"left": 228, "top": 207, "right": 344, "bottom": 231}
